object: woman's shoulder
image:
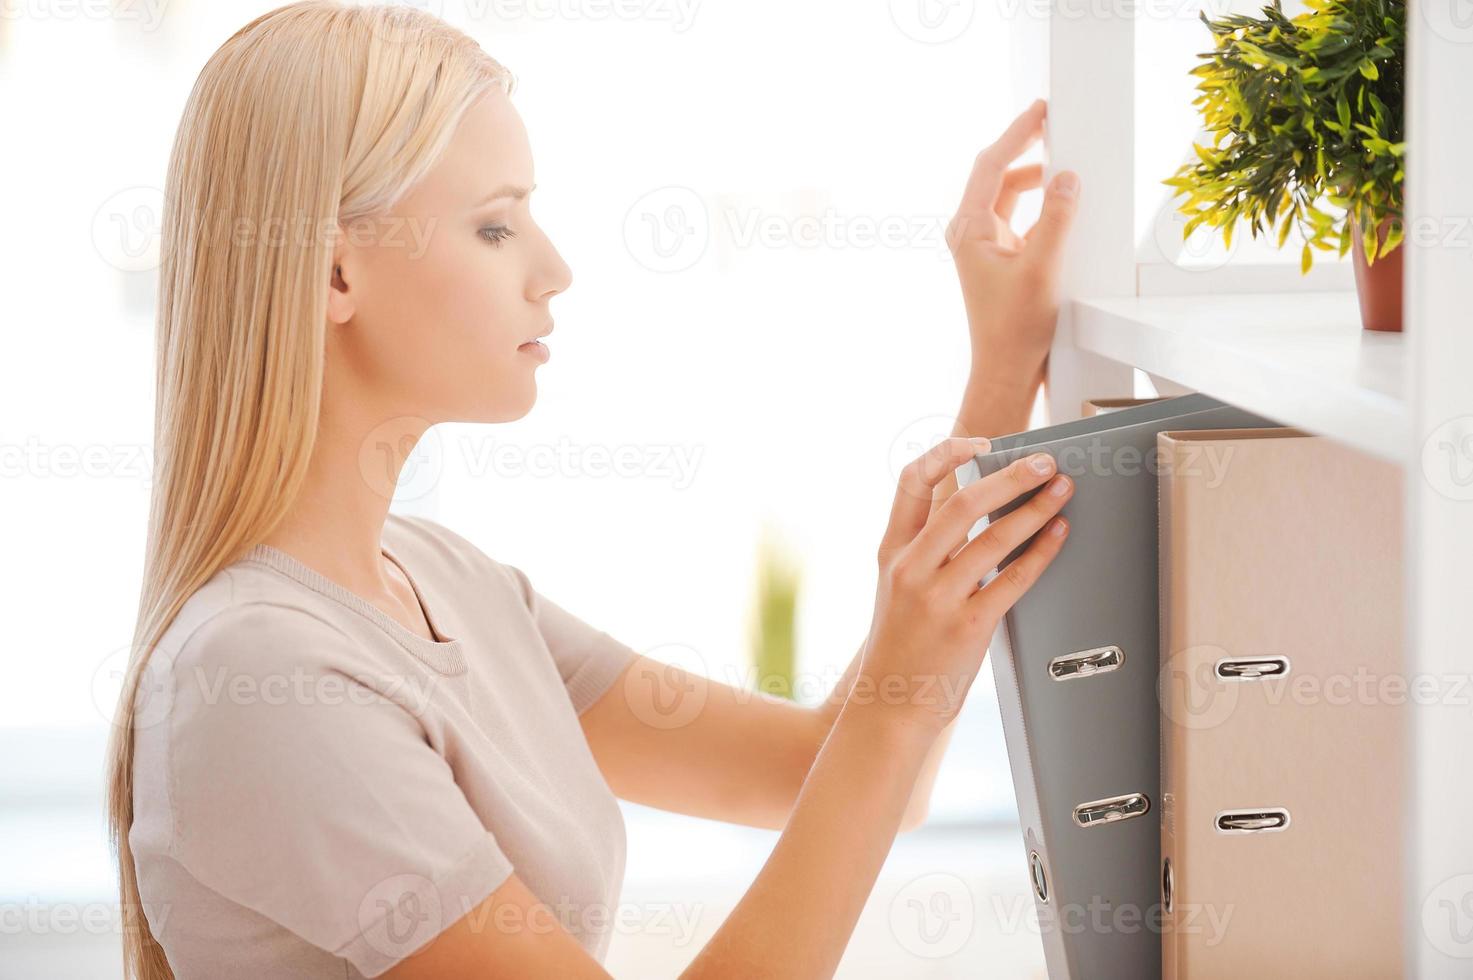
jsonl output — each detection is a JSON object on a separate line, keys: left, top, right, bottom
{"left": 152, "top": 564, "right": 359, "bottom": 682}
{"left": 383, "top": 513, "right": 525, "bottom": 595}
{"left": 383, "top": 512, "right": 490, "bottom": 567}
{"left": 152, "top": 517, "right": 521, "bottom": 676}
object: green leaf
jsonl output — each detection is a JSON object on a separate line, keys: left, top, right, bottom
{"left": 1384, "top": 219, "right": 1404, "bottom": 254}
{"left": 1301, "top": 242, "right": 1313, "bottom": 273}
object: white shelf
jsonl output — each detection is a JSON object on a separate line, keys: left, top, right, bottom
{"left": 1069, "top": 291, "right": 1409, "bottom": 464}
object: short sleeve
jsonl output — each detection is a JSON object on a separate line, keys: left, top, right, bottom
{"left": 501, "top": 563, "right": 640, "bottom": 714}
{"left": 160, "top": 603, "right": 513, "bottom": 977}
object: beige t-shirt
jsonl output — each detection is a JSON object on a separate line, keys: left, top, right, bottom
{"left": 129, "top": 514, "right": 640, "bottom": 978}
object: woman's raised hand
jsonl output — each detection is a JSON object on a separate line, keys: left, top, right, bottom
{"left": 947, "top": 99, "right": 1081, "bottom": 392}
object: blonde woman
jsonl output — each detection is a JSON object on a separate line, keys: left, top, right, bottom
{"left": 107, "top": 3, "right": 1082, "bottom": 977}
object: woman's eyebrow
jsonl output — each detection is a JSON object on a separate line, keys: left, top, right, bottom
{"left": 473, "top": 183, "right": 535, "bottom": 207}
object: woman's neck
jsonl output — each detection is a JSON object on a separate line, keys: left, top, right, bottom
{"left": 260, "top": 399, "right": 430, "bottom": 599}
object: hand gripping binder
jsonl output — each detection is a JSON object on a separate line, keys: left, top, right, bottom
{"left": 955, "top": 394, "right": 1277, "bottom": 980}
{"left": 1157, "top": 428, "right": 1403, "bottom": 978}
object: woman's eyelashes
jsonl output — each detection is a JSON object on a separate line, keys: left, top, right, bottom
{"left": 478, "top": 225, "right": 517, "bottom": 247}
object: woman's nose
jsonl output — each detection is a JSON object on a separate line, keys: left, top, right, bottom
{"left": 532, "top": 233, "right": 573, "bottom": 301}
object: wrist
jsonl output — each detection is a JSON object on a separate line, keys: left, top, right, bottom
{"left": 955, "top": 371, "right": 1042, "bottom": 440}
{"left": 835, "top": 696, "right": 945, "bottom": 751}
{"left": 967, "top": 358, "right": 1045, "bottom": 394}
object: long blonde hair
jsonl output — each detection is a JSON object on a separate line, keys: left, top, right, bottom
{"left": 106, "top": 5, "right": 510, "bottom": 977}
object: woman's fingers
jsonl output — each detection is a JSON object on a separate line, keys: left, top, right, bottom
{"left": 997, "top": 163, "right": 1044, "bottom": 224}
{"left": 908, "top": 451, "right": 1060, "bottom": 569}
{"left": 878, "top": 436, "right": 991, "bottom": 562}
{"left": 941, "top": 471, "right": 1072, "bottom": 595}
{"left": 952, "top": 100, "right": 1047, "bottom": 240}
{"left": 970, "top": 514, "right": 1070, "bottom": 621}
{"left": 1023, "top": 169, "right": 1081, "bottom": 263}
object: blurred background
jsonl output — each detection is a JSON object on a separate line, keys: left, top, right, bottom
{"left": 0, "top": 0, "right": 1277, "bottom": 975}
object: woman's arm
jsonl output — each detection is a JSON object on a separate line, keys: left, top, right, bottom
{"left": 577, "top": 656, "right": 849, "bottom": 831}
{"left": 386, "top": 436, "right": 1074, "bottom": 980}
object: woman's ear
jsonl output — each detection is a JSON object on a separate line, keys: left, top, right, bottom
{"left": 326, "top": 246, "right": 355, "bottom": 325}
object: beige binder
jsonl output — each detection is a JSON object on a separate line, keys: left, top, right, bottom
{"left": 1082, "top": 396, "right": 1166, "bottom": 417}
{"left": 1157, "top": 428, "right": 1404, "bottom": 978}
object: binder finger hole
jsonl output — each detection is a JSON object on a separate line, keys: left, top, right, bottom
{"left": 1029, "top": 850, "right": 1049, "bottom": 904}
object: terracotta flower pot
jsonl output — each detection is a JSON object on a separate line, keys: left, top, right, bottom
{"left": 1349, "top": 218, "right": 1404, "bottom": 333}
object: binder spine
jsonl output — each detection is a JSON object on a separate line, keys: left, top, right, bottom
{"left": 961, "top": 458, "right": 1070, "bottom": 977}
{"left": 988, "top": 613, "right": 1070, "bottom": 977}
{"left": 1157, "top": 437, "right": 1183, "bottom": 980}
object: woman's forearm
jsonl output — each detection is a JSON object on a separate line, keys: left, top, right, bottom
{"left": 679, "top": 701, "right": 937, "bottom": 980}
{"left": 816, "top": 639, "right": 947, "bottom": 831}
{"left": 955, "top": 370, "right": 1040, "bottom": 445}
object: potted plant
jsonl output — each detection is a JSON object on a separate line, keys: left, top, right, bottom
{"left": 1165, "top": 0, "right": 1406, "bottom": 331}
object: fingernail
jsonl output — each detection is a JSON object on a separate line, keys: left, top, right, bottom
{"left": 1049, "top": 475, "right": 1071, "bottom": 496}
{"left": 1054, "top": 172, "right": 1079, "bottom": 198}
{"left": 969, "top": 436, "right": 991, "bottom": 450}
{"left": 1051, "top": 518, "right": 1068, "bottom": 537}
{"left": 1028, "top": 453, "right": 1054, "bottom": 474}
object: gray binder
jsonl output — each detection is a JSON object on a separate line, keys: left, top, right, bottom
{"left": 956, "top": 394, "right": 1278, "bottom": 980}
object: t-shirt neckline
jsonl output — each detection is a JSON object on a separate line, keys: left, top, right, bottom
{"left": 239, "top": 538, "right": 468, "bottom": 675}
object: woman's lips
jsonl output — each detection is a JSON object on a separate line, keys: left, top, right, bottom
{"left": 518, "top": 339, "right": 550, "bottom": 363}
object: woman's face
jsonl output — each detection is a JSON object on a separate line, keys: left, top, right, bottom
{"left": 328, "top": 88, "right": 571, "bottom": 425}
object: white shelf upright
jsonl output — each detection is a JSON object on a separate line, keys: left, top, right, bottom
{"left": 1032, "top": 0, "right": 1473, "bottom": 973}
